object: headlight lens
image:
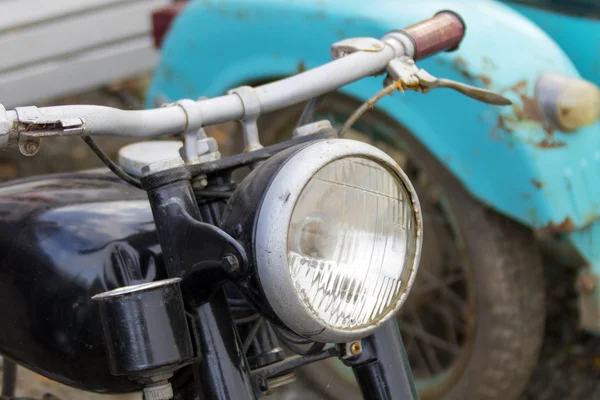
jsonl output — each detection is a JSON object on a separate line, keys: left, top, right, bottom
{"left": 288, "top": 157, "right": 417, "bottom": 330}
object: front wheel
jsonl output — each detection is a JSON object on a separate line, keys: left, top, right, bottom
{"left": 260, "top": 93, "right": 545, "bottom": 400}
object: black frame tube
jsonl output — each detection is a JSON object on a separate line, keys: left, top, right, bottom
{"left": 146, "top": 178, "right": 255, "bottom": 400}
{"left": 1, "top": 358, "right": 17, "bottom": 397}
{"left": 344, "top": 320, "right": 418, "bottom": 400}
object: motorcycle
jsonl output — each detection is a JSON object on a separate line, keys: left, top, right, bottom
{"left": 0, "top": 12, "right": 510, "bottom": 400}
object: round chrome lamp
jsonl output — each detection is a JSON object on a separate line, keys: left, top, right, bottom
{"left": 222, "top": 139, "right": 422, "bottom": 343}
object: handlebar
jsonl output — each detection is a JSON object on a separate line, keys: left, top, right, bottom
{"left": 0, "top": 12, "right": 467, "bottom": 148}
{"left": 398, "top": 11, "right": 465, "bottom": 61}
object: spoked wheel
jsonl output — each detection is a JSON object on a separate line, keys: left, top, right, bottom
{"left": 259, "top": 93, "right": 545, "bottom": 400}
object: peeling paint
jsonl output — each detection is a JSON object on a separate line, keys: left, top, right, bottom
{"left": 453, "top": 57, "right": 492, "bottom": 87}
{"left": 531, "top": 179, "right": 545, "bottom": 190}
{"left": 498, "top": 79, "right": 567, "bottom": 149}
{"left": 297, "top": 60, "right": 306, "bottom": 73}
{"left": 540, "top": 217, "right": 576, "bottom": 233}
{"left": 538, "top": 137, "right": 566, "bottom": 148}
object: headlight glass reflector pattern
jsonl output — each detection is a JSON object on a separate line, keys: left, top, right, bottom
{"left": 288, "top": 157, "right": 418, "bottom": 330}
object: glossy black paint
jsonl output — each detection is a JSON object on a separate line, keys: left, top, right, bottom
{"left": 0, "top": 169, "right": 164, "bottom": 393}
{"left": 344, "top": 320, "right": 418, "bottom": 400}
{"left": 2, "top": 359, "right": 17, "bottom": 397}
{"left": 189, "top": 291, "right": 256, "bottom": 399}
{"left": 93, "top": 278, "right": 194, "bottom": 379}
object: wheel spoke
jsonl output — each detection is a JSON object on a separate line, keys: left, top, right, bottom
{"left": 420, "top": 268, "right": 467, "bottom": 314}
{"left": 410, "top": 312, "right": 443, "bottom": 374}
{"left": 411, "top": 272, "right": 464, "bottom": 295}
{"left": 409, "top": 330, "right": 434, "bottom": 376}
{"left": 438, "top": 305, "right": 460, "bottom": 345}
{"left": 402, "top": 321, "right": 462, "bottom": 357}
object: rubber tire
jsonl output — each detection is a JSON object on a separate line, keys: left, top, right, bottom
{"left": 293, "top": 93, "right": 546, "bottom": 400}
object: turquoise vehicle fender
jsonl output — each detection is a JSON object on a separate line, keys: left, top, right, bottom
{"left": 147, "top": 0, "right": 600, "bottom": 234}
{"left": 506, "top": 2, "right": 600, "bottom": 87}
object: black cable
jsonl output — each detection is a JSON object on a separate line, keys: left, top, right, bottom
{"left": 274, "top": 326, "right": 326, "bottom": 356}
{"left": 295, "top": 96, "right": 324, "bottom": 129}
{"left": 234, "top": 313, "right": 261, "bottom": 325}
{"left": 81, "top": 136, "right": 143, "bottom": 189}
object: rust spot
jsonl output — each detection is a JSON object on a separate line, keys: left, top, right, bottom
{"left": 479, "top": 75, "right": 492, "bottom": 87}
{"left": 297, "top": 60, "right": 306, "bottom": 73}
{"left": 489, "top": 114, "right": 514, "bottom": 141}
{"left": 531, "top": 179, "right": 545, "bottom": 190}
{"left": 518, "top": 94, "right": 543, "bottom": 122}
{"left": 538, "top": 138, "right": 566, "bottom": 148}
{"left": 452, "top": 57, "right": 492, "bottom": 87}
{"left": 510, "top": 80, "right": 528, "bottom": 94}
{"left": 454, "top": 56, "right": 468, "bottom": 68}
{"left": 541, "top": 217, "right": 576, "bottom": 233}
{"left": 494, "top": 79, "right": 568, "bottom": 149}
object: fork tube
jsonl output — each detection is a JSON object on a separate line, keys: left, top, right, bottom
{"left": 344, "top": 320, "right": 418, "bottom": 400}
{"left": 145, "top": 174, "right": 254, "bottom": 399}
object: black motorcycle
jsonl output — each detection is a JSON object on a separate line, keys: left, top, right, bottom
{"left": 0, "top": 12, "right": 510, "bottom": 400}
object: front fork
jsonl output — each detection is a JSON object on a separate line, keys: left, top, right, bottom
{"left": 145, "top": 174, "right": 418, "bottom": 400}
{"left": 346, "top": 321, "right": 419, "bottom": 400}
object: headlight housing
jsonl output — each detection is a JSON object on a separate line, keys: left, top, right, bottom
{"left": 222, "top": 139, "right": 422, "bottom": 343}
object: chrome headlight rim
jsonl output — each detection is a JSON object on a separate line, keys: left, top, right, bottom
{"left": 255, "top": 139, "right": 422, "bottom": 343}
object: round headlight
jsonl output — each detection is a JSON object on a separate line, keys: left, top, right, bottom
{"left": 222, "top": 139, "right": 422, "bottom": 343}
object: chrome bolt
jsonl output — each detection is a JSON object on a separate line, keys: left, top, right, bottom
{"left": 222, "top": 254, "right": 240, "bottom": 276}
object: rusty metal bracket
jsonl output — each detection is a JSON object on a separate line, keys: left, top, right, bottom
{"left": 12, "top": 106, "right": 85, "bottom": 156}
{"left": 14, "top": 106, "right": 85, "bottom": 138}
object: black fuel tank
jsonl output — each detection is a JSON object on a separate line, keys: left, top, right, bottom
{"left": 0, "top": 169, "right": 166, "bottom": 393}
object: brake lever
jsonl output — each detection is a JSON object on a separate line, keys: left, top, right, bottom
{"left": 385, "top": 57, "right": 511, "bottom": 106}
{"left": 415, "top": 69, "right": 511, "bottom": 106}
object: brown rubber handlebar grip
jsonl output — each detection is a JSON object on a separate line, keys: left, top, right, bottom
{"left": 399, "top": 11, "right": 466, "bottom": 61}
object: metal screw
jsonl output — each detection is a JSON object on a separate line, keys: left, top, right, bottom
{"left": 350, "top": 341, "right": 362, "bottom": 356}
{"left": 143, "top": 381, "right": 173, "bottom": 400}
{"left": 222, "top": 254, "right": 240, "bottom": 276}
{"left": 18, "top": 139, "right": 40, "bottom": 156}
